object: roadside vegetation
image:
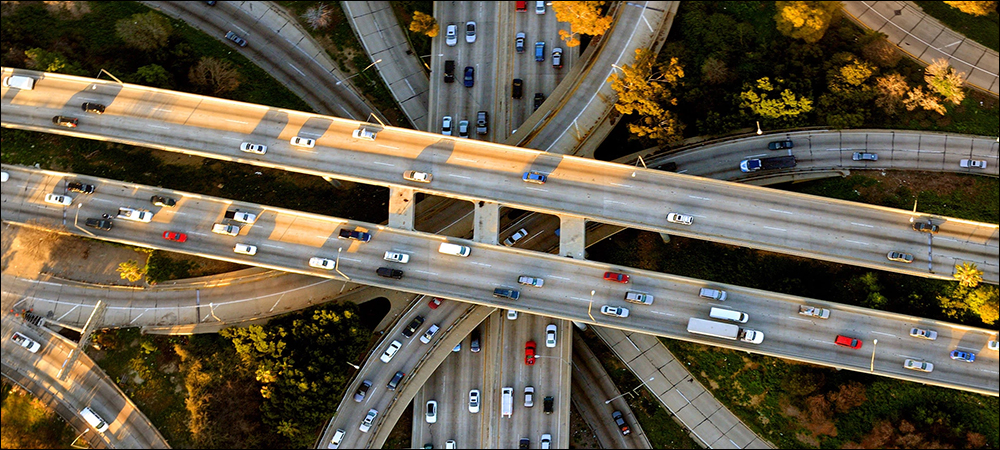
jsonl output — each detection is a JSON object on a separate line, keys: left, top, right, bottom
{"left": 0, "top": 382, "right": 76, "bottom": 448}
{"left": 916, "top": 1, "right": 999, "bottom": 52}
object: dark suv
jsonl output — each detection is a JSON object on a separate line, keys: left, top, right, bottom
{"left": 387, "top": 371, "right": 405, "bottom": 390}
{"left": 85, "top": 218, "right": 113, "bottom": 231}
{"left": 81, "top": 102, "right": 106, "bottom": 114}
{"left": 470, "top": 328, "right": 481, "bottom": 353}
{"left": 402, "top": 316, "right": 425, "bottom": 338}
{"left": 52, "top": 116, "right": 79, "bottom": 128}
{"left": 612, "top": 410, "right": 631, "bottom": 436}
{"left": 339, "top": 229, "right": 372, "bottom": 242}
{"left": 67, "top": 182, "right": 95, "bottom": 194}
{"left": 912, "top": 221, "right": 939, "bottom": 234}
{"left": 533, "top": 93, "right": 545, "bottom": 111}
{"left": 376, "top": 267, "right": 403, "bottom": 279}
{"left": 543, "top": 396, "right": 554, "bottom": 414}
{"left": 512, "top": 79, "right": 523, "bottom": 99}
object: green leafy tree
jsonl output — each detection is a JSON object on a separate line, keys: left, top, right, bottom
{"left": 552, "top": 1, "right": 613, "bottom": 47}
{"left": 134, "top": 64, "right": 173, "bottom": 89}
{"left": 608, "top": 49, "right": 685, "bottom": 143}
{"left": 739, "top": 77, "right": 814, "bottom": 120}
{"left": 774, "top": 1, "right": 843, "bottom": 43}
{"left": 944, "top": 1, "right": 998, "bottom": 15}
{"left": 115, "top": 11, "right": 172, "bottom": 52}
{"left": 924, "top": 58, "right": 966, "bottom": 105}
{"left": 409, "top": 11, "right": 439, "bottom": 38}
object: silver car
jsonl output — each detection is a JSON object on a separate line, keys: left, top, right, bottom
{"left": 909, "top": 327, "right": 938, "bottom": 340}
{"left": 359, "top": 408, "right": 378, "bottom": 433}
{"left": 445, "top": 24, "right": 457, "bottom": 46}
{"left": 504, "top": 228, "right": 529, "bottom": 246}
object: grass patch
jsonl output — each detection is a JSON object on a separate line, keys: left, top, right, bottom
{"left": 913, "top": 1, "right": 1000, "bottom": 52}
{"left": 0, "top": 382, "right": 76, "bottom": 449}
{"left": 577, "top": 329, "right": 700, "bottom": 449}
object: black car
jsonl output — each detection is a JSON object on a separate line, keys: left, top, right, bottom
{"left": 612, "top": 410, "right": 631, "bottom": 436}
{"left": 543, "top": 396, "right": 554, "bottom": 414}
{"left": 67, "top": 182, "right": 95, "bottom": 194}
{"left": 519, "top": 438, "right": 530, "bottom": 449}
{"left": 464, "top": 66, "right": 475, "bottom": 87}
{"left": 387, "top": 371, "right": 405, "bottom": 391}
{"left": 52, "top": 115, "right": 79, "bottom": 128}
{"left": 512, "top": 78, "right": 523, "bottom": 99}
{"left": 85, "top": 218, "right": 113, "bottom": 231}
{"left": 402, "top": 316, "right": 425, "bottom": 338}
{"left": 533, "top": 93, "right": 545, "bottom": 111}
{"left": 353, "top": 380, "right": 372, "bottom": 402}
{"left": 767, "top": 139, "right": 794, "bottom": 150}
{"left": 81, "top": 102, "right": 106, "bottom": 114}
{"left": 470, "top": 328, "right": 481, "bottom": 353}
{"left": 912, "top": 221, "right": 939, "bottom": 234}
{"left": 150, "top": 195, "right": 177, "bottom": 207}
{"left": 376, "top": 267, "right": 403, "bottom": 279}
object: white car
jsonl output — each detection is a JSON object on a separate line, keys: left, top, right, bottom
{"left": 909, "top": 327, "right": 938, "bottom": 340}
{"left": 329, "top": 429, "right": 345, "bottom": 449}
{"left": 419, "top": 324, "right": 440, "bottom": 344}
{"left": 234, "top": 243, "right": 257, "bottom": 256}
{"left": 445, "top": 440, "right": 457, "bottom": 449}
{"left": 465, "top": 21, "right": 477, "bottom": 43}
{"left": 352, "top": 129, "right": 377, "bottom": 140}
{"left": 12, "top": 332, "right": 41, "bottom": 353}
{"left": 666, "top": 212, "right": 694, "bottom": 225}
{"left": 535, "top": 0, "right": 545, "bottom": 14}
{"left": 383, "top": 251, "right": 410, "bottom": 264}
{"left": 403, "top": 171, "right": 433, "bottom": 183}
{"left": 445, "top": 24, "right": 457, "bottom": 46}
{"left": 960, "top": 159, "right": 987, "bottom": 169}
{"left": 1, "top": 171, "right": 8, "bottom": 183}
{"left": 540, "top": 434, "right": 551, "bottom": 449}
{"left": 442, "top": 115, "right": 453, "bottom": 135}
{"left": 903, "top": 358, "right": 934, "bottom": 373}
{"left": 379, "top": 340, "right": 402, "bottom": 363}
{"left": 44, "top": 193, "right": 73, "bottom": 206}
{"left": 524, "top": 386, "right": 534, "bottom": 407}
{"left": 506, "top": 309, "right": 519, "bottom": 320}
{"left": 469, "top": 389, "right": 480, "bottom": 413}
{"left": 239, "top": 142, "right": 267, "bottom": 154}
{"left": 359, "top": 408, "right": 378, "bottom": 433}
{"left": 503, "top": 228, "right": 529, "bottom": 246}
{"left": 545, "top": 324, "right": 557, "bottom": 348}
{"left": 425, "top": 400, "right": 438, "bottom": 423}
{"left": 517, "top": 275, "right": 544, "bottom": 287}
{"left": 290, "top": 136, "right": 315, "bottom": 148}
{"left": 309, "top": 257, "right": 335, "bottom": 270}
{"left": 988, "top": 340, "right": 999, "bottom": 351}
{"left": 600, "top": 305, "right": 630, "bottom": 318}
{"left": 212, "top": 223, "right": 241, "bottom": 236}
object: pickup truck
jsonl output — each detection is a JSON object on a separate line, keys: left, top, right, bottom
{"left": 117, "top": 207, "right": 153, "bottom": 223}
{"left": 799, "top": 305, "right": 830, "bottom": 319}
{"left": 339, "top": 229, "right": 372, "bottom": 242}
{"left": 740, "top": 155, "right": 796, "bottom": 172}
{"left": 224, "top": 209, "right": 256, "bottom": 224}
{"left": 212, "top": 223, "right": 241, "bottom": 236}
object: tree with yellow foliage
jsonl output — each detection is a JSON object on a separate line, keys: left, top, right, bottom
{"left": 552, "top": 1, "right": 613, "bottom": 47}
{"left": 944, "top": 1, "right": 998, "bottom": 16}
{"left": 409, "top": 11, "right": 439, "bottom": 38}
{"left": 924, "top": 58, "right": 966, "bottom": 106}
{"left": 607, "top": 49, "right": 685, "bottom": 143}
{"left": 739, "top": 77, "right": 814, "bottom": 120}
{"left": 774, "top": 1, "right": 843, "bottom": 44}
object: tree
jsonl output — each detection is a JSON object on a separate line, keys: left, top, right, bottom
{"left": 860, "top": 31, "right": 901, "bottom": 67}
{"left": 115, "top": 12, "right": 172, "bottom": 51}
{"left": 903, "top": 86, "right": 946, "bottom": 115}
{"left": 301, "top": 3, "right": 333, "bottom": 30}
{"left": 188, "top": 57, "right": 241, "bottom": 95}
{"left": 701, "top": 57, "right": 731, "bottom": 85}
{"left": 739, "top": 77, "right": 814, "bottom": 120}
{"left": 117, "top": 260, "right": 145, "bottom": 282}
{"left": 954, "top": 262, "right": 983, "bottom": 288}
{"left": 134, "top": 64, "right": 173, "bottom": 89}
{"left": 552, "top": 1, "right": 613, "bottom": 47}
{"left": 874, "top": 73, "right": 909, "bottom": 116}
{"left": 607, "top": 49, "right": 686, "bottom": 143}
{"left": 944, "top": 1, "right": 998, "bottom": 16}
{"left": 409, "top": 11, "right": 439, "bottom": 38}
{"left": 924, "top": 58, "right": 966, "bottom": 105}
{"left": 774, "top": 1, "right": 843, "bottom": 43}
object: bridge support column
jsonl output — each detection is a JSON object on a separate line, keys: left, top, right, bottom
{"left": 473, "top": 200, "right": 500, "bottom": 245}
{"left": 387, "top": 187, "right": 416, "bottom": 230}
{"left": 558, "top": 216, "right": 586, "bottom": 259}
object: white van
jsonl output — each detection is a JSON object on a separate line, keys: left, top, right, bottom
{"left": 709, "top": 307, "right": 748, "bottom": 323}
{"left": 699, "top": 287, "right": 727, "bottom": 301}
{"left": 501, "top": 387, "right": 513, "bottom": 417}
{"left": 3, "top": 75, "right": 35, "bottom": 90}
{"left": 439, "top": 242, "right": 471, "bottom": 257}
{"left": 80, "top": 407, "right": 109, "bottom": 432}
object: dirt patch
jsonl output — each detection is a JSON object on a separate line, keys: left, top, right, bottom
{"left": 2, "top": 224, "right": 149, "bottom": 286}
{"left": 570, "top": 402, "right": 601, "bottom": 449}
{"left": 857, "top": 169, "right": 976, "bottom": 199}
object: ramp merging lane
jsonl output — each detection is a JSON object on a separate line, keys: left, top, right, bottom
{"left": 2, "top": 69, "right": 997, "bottom": 284}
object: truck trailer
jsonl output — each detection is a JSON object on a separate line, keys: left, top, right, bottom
{"left": 687, "top": 318, "right": 764, "bottom": 344}
{"left": 740, "top": 155, "right": 796, "bottom": 173}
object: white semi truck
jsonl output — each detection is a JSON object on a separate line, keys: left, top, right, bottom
{"left": 687, "top": 318, "right": 764, "bottom": 344}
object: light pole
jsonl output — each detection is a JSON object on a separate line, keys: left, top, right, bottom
{"left": 869, "top": 339, "right": 878, "bottom": 372}
{"left": 345, "top": 361, "right": 360, "bottom": 370}
{"left": 756, "top": 121, "right": 763, "bottom": 135}
{"left": 605, "top": 377, "right": 655, "bottom": 404}
{"left": 588, "top": 290, "right": 596, "bottom": 322}
{"left": 336, "top": 58, "right": 382, "bottom": 86}
{"left": 631, "top": 155, "right": 647, "bottom": 177}
{"left": 335, "top": 247, "right": 351, "bottom": 281}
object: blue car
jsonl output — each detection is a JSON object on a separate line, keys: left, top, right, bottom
{"left": 522, "top": 171, "right": 547, "bottom": 184}
{"left": 464, "top": 66, "right": 475, "bottom": 87}
{"left": 950, "top": 350, "right": 975, "bottom": 363}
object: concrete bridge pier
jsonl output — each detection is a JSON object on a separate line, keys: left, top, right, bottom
{"left": 387, "top": 187, "right": 416, "bottom": 230}
{"left": 558, "top": 216, "right": 587, "bottom": 259}
{"left": 473, "top": 200, "right": 501, "bottom": 245}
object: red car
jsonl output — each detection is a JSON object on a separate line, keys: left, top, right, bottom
{"left": 162, "top": 231, "right": 187, "bottom": 243}
{"left": 428, "top": 297, "right": 443, "bottom": 309}
{"left": 525, "top": 341, "right": 536, "bottom": 365}
{"left": 835, "top": 335, "right": 862, "bottom": 349}
{"left": 603, "top": 271, "right": 630, "bottom": 283}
